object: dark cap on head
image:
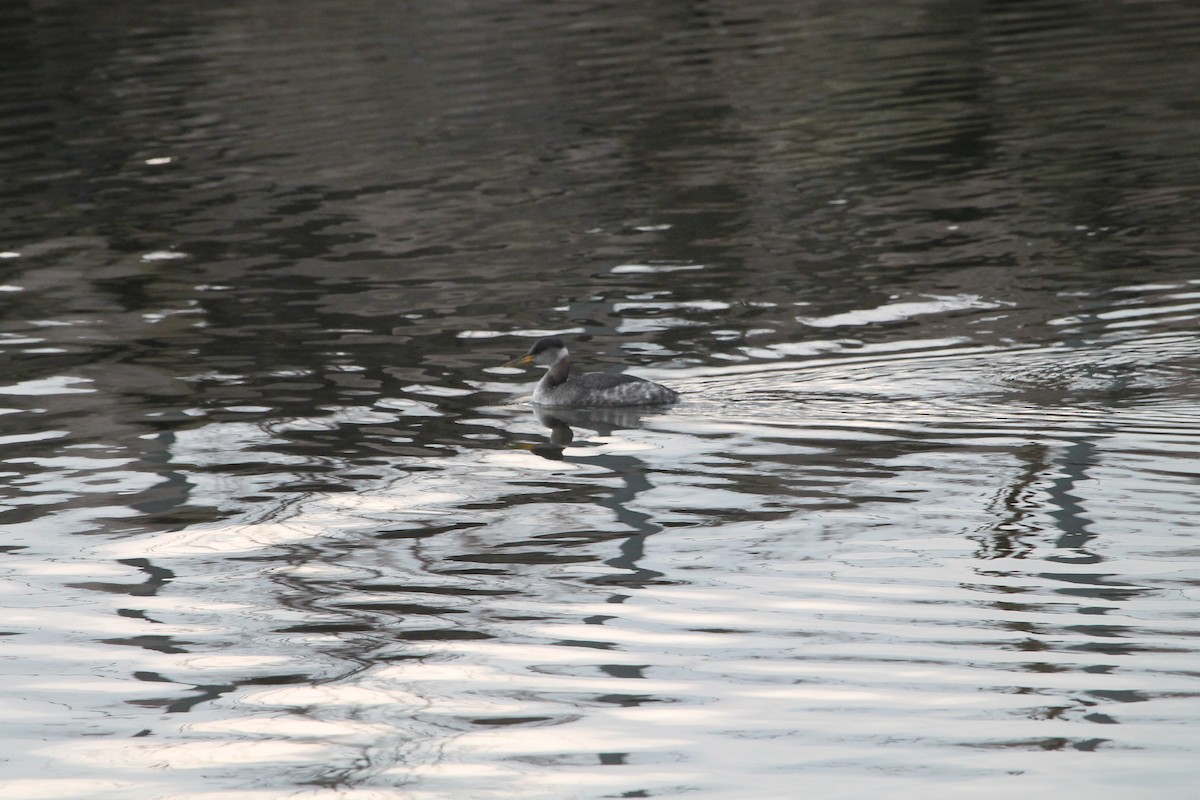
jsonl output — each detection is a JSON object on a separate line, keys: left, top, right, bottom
{"left": 528, "top": 337, "right": 566, "bottom": 355}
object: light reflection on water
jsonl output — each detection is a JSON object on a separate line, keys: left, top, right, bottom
{"left": 9, "top": 321, "right": 1200, "bottom": 798}
{"left": 3, "top": 0, "right": 1200, "bottom": 798}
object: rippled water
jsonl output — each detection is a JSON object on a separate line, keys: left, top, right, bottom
{"left": 3, "top": 1, "right": 1200, "bottom": 798}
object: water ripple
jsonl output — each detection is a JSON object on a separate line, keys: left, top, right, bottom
{"left": 3, "top": 1, "right": 1200, "bottom": 798}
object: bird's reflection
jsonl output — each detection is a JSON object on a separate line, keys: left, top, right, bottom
{"left": 525, "top": 405, "right": 670, "bottom": 588}
{"left": 532, "top": 405, "right": 658, "bottom": 448}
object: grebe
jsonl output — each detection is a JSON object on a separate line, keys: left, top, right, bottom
{"left": 502, "top": 337, "right": 679, "bottom": 408}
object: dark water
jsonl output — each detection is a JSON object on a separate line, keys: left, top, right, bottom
{"left": 3, "top": 1, "right": 1200, "bottom": 798}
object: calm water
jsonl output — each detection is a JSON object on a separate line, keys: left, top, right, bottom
{"left": 3, "top": 2, "right": 1200, "bottom": 798}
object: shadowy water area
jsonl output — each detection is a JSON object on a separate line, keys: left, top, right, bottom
{"left": 2, "top": 1, "right": 1200, "bottom": 798}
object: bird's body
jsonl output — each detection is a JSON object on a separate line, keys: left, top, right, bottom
{"left": 504, "top": 337, "right": 679, "bottom": 408}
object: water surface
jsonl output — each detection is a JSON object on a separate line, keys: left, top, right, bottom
{"left": 3, "top": 2, "right": 1200, "bottom": 798}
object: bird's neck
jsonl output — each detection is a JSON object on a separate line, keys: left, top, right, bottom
{"left": 542, "top": 354, "right": 571, "bottom": 387}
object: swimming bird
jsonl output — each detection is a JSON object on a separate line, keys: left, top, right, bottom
{"left": 502, "top": 337, "right": 679, "bottom": 408}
